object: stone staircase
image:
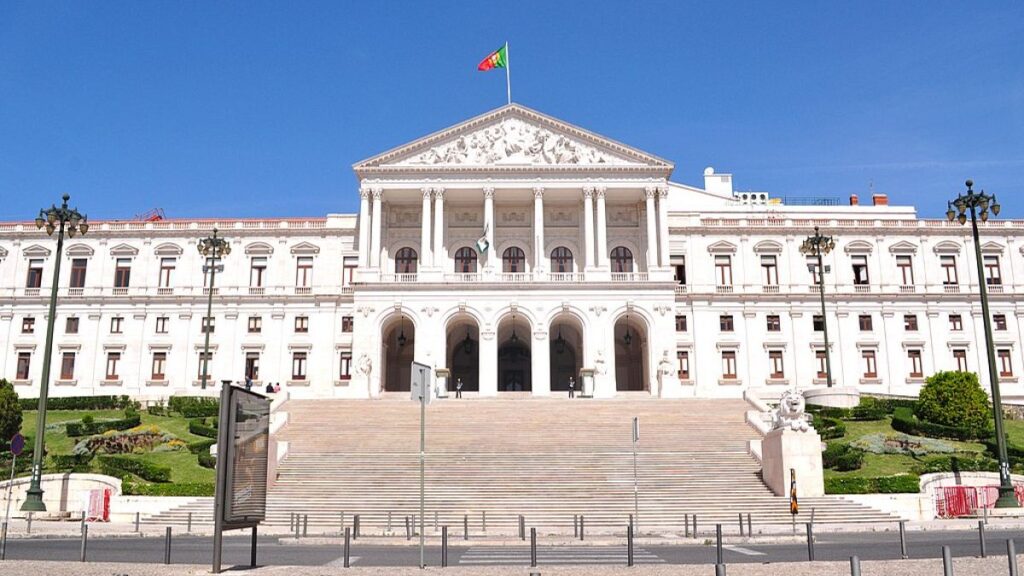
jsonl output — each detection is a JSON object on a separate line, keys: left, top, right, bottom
{"left": 146, "top": 397, "right": 897, "bottom": 533}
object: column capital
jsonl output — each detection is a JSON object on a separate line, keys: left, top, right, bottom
{"left": 583, "top": 186, "right": 595, "bottom": 198}
{"left": 595, "top": 186, "right": 607, "bottom": 199}
{"left": 644, "top": 186, "right": 658, "bottom": 199}
{"left": 483, "top": 187, "right": 495, "bottom": 199}
{"left": 657, "top": 186, "right": 671, "bottom": 197}
{"left": 371, "top": 188, "right": 383, "bottom": 200}
{"left": 533, "top": 186, "right": 544, "bottom": 199}
{"left": 421, "top": 187, "right": 433, "bottom": 199}
{"left": 432, "top": 187, "right": 445, "bottom": 199}
{"left": 359, "top": 187, "right": 372, "bottom": 200}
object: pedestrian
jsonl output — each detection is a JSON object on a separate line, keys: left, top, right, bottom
{"left": 245, "top": 375, "right": 253, "bottom": 391}
{"left": 265, "top": 382, "right": 274, "bottom": 394}
{"left": 455, "top": 377, "right": 463, "bottom": 399}
{"left": 568, "top": 376, "right": 576, "bottom": 398}
{"left": 274, "top": 382, "right": 281, "bottom": 393}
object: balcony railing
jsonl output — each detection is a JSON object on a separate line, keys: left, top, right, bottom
{"left": 68, "top": 287, "right": 84, "bottom": 297}
{"left": 854, "top": 285, "right": 871, "bottom": 293}
{"left": 294, "top": 286, "right": 312, "bottom": 295}
{"left": 157, "top": 287, "right": 174, "bottom": 296}
{"left": 112, "top": 287, "right": 128, "bottom": 296}
{"left": 715, "top": 285, "right": 734, "bottom": 294}
{"left": 499, "top": 272, "right": 535, "bottom": 283}
{"left": 762, "top": 284, "right": 780, "bottom": 294}
{"left": 249, "top": 287, "right": 265, "bottom": 296}
{"left": 611, "top": 272, "right": 649, "bottom": 283}
{"left": 549, "top": 272, "right": 585, "bottom": 283}
{"left": 899, "top": 285, "right": 917, "bottom": 294}
{"left": 944, "top": 284, "right": 961, "bottom": 294}
{"left": 378, "top": 273, "right": 418, "bottom": 283}
{"left": 444, "top": 273, "right": 482, "bottom": 283}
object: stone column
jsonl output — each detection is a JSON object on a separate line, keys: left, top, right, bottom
{"left": 531, "top": 329, "right": 550, "bottom": 396}
{"left": 595, "top": 186, "right": 608, "bottom": 268}
{"left": 358, "top": 187, "right": 371, "bottom": 268}
{"left": 420, "top": 187, "right": 432, "bottom": 268}
{"left": 583, "top": 187, "right": 595, "bottom": 270}
{"left": 370, "top": 188, "right": 383, "bottom": 268}
{"left": 483, "top": 187, "right": 495, "bottom": 270}
{"left": 432, "top": 188, "right": 445, "bottom": 269}
{"left": 533, "top": 187, "right": 545, "bottom": 272}
{"left": 479, "top": 328, "right": 498, "bottom": 397}
{"left": 657, "top": 186, "right": 670, "bottom": 268}
{"left": 644, "top": 186, "right": 658, "bottom": 271}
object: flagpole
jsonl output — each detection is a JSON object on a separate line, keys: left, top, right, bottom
{"left": 505, "top": 41, "right": 511, "bottom": 105}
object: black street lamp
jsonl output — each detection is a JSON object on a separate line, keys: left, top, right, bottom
{"left": 800, "top": 227, "right": 837, "bottom": 388}
{"left": 22, "top": 194, "right": 89, "bottom": 512}
{"left": 197, "top": 229, "right": 230, "bottom": 390}
{"left": 948, "top": 180, "right": 1017, "bottom": 508}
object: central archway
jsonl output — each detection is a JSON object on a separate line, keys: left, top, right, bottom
{"left": 549, "top": 313, "right": 584, "bottom": 392}
{"left": 614, "top": 313, "right": 649, "bottom": 391}
{"left": 497, "top": 312, "right": 532, "bottom": 392}
{"left": 446, "top": 314, "right": 480, "bottom": 392}
{"left": 381, "top": 314, "right": 416, "bottom": 392}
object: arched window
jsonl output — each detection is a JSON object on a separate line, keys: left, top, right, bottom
{"left": 611, "top": 246, "right": 633, "bottom": 273}
{"left": 395, "top": 247, "right": 418, "bottom": 274}
{"left": 503, "top": 246, "right": 526, "bottom": 273}
{"left": 454, "top": 247, "right": 478, "bottom": 273}
{"left": 550, "top": 247, "right": 573, "bottom": 273}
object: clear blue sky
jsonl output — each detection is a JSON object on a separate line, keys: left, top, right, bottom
{"left": 1, "top": 1, "right": 1021, "bottom": 220}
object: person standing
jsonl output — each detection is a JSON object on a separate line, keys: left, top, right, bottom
{"left": 245, "top": 375, "right": 253, "bottom": 391}
{"left": 568, "top": 376, "right": 576, "bottom": 398}
{"left": 455, "top": 377, "right": 463, "bottom": 399}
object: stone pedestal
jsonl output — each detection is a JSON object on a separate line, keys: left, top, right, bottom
{"left": 761, "top": 427, "right": 825, "bottom": 498}
{"left": 803, "top": 386, "right": 861, "bottom": 408}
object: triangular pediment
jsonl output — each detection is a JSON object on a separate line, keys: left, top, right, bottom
{"left": 354, "top": 104, "right": 673, "bottom": 174}
{"left": 888, "top": 241, "right": 918, "bottom": 254}
{"left": 290, "top": 241, "right": 320, "bottom": 255}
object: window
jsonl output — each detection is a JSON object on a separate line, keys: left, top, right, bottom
{"left": 896, "top": 255, "right": 914, "bottom": 285}
{"left": 769, "top": 350, "right": 785, "bottom": 379}
{"left": 159, "top": 257, "right": 176, "bottom": 287}
{"left": 110, "top": 316, "right": 124, "bottom": 334}
{"left": 65, "top": 317, "right": 79, "bottom": 334}
{"left": 292, "top": 352, "right": 308, "bottom": 380}
{"left": 296, "top": 256, "right": 313, "bottom": 287}
{"left": 994, "top": 314, "right": 1008, "bottom": 331}
{"left": 721, "top": 351, "right": 737, "bottom": 380}
{"left": 908, "top": 349, "right": 923, "bottom": 378}
{"left": 26, "top": 259, "right": 43, "bottom": 288}
{"left": 949, "top": 314, "right": 963, "bottom": 331}
{"left": 343, "top": 256, "right": 358, "bottom": 286}
{"left": 715, "top": 255, "right": 733, "bottom": 285}
{"left": 761, "top": 255, "right": 778, "bottom": 285}
{"left": 342, "top": 316, "right": 354, "bottom": 333}
{"left": 984, "top": 255, "right": 1002, "bottom": 285}
{"left": 806, "top": 256, "right": 821, "bottom": 284}
{"left": 455, "top": 247, "right": 479, "bottom": 273}
{"left": 395, "top": 247, "right": 418, "bottom": 274}
{"left": 998, "top": 349, "right": 1014, "bottom": 378}
{"left": 250, "top": 257, "right": 267, "bottom": 287}
{"left": 245, "top": 352, "right": 260, "bottom": 381}
{"left": 953, "top": 348, "right": 968, "bottom": 372}
{"left": 21, "top": 317, "right": 34, "bottom": 334}
{"left": 815, "top": 350, "right": 828, "bottom": 378}
{"left": 677, "top": 350, "right": 690, "bottom": 380}
{"left": 549, "top": 246, "right": 572, "bottom": 273}
{"left": 114, "top": 258, "right": 132, "bottom": 288}
{"left": 675, "top": 315, "right": 687, "bottom": 332}
{"left": 70, "top": 258, "right": 88, "bottom": 288}
{"left": 940, "top": 255, "right": 958, "bottom": 285}
{"left": 248, "top": 316, "right": 262, "bottom": 333}
{"left": 672, "top": 256, "right": 686, "bottom": 285}
{"left": 201, "top": 316, "right": 215, "bottom": 334}
{"left": 851, "top": 255, "right": 869, "bottom": 285}
{"left": 813, "top": 315, "right": 825, "bottom": 332}
{"left": 904, "top": 314, "right": 918, "bottom": 331}
{"left": 861, "top": 350, "right": 877, "bottom": 378}
{"left": 155, "top": 316, "right": 169, "bottom": 334}
{"left": 197, "top": 351, "right": 213, "bottom": 379}
{"left": 502, "top": 246, "right": 526, "bottom": 273}
{"left": 60, "top": 352, "right": 75, "bottom": 380}
{"left": 610, "top": 246, "right": 633, "bottom": 273}
{"left": 766, "top": 315, "right": 781, "bottom": 332}
{"left": 295, "top": 316, "right": 309, "bottom": 333}
{"left": 719, "top": 315, "right": 734, "bottom": 332}
{"left": 16, "top": 352, "right": 31, "bottom": 380}
{"left": 105, "top": 352, "right": 121, "bottom": 380}
{"left": 858, "top": 314, "right": 873, "bottom": 331}
{"left": 339, "top": 352, "right": 352, "bottom": 381}
{"left": 151, "top": 352, "right": 167, "bottom": 380}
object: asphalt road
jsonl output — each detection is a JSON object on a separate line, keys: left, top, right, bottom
{"left": 1, "top": 529, "right": 1021, "bottom": 568}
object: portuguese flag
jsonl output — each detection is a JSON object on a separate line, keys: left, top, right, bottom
{"left": 477, "top": 45, "right": 507, "bottom": 71}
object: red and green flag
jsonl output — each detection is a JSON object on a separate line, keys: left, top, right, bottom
{"left": 477, "top": 45, "right": 507, "bottom": 71}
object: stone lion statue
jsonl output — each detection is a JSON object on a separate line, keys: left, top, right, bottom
{"left": 773, "top": 390, "right": 810, "bottom": 432}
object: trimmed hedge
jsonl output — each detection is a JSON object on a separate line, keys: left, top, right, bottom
{"left": 169, "top": 397, "right": 219, "bottom": 418}
{"left": 892, "top": 407, "right": 990, "bottom": 441}
{"left": 815, "top": 416, "right": 847, "bottom": 440}
{"left": 50, "top": 453, "right": 94, "bottom": 472}
{"left": 97, "top": 455, "right": 171, "bottom": 483}
{"left": 198, "top": 451, "right": 216, "bottom": 469}
{"left": 188, "top": 420, "right": 218, "bottom": 439}
{"left": 822, "top": 443, "right": 864, "bottom": 471}
{"left": 65, "top": 415, "right": 141, "bottom": 437}
{"left": 123, "top": 482, "right": 215, "bottom": 497}
{"left": 187, "top": 438, "right": 216, "bottom": 454}
{"left": 915, "top": 454, "right": 999, "bottom": 475}
{"left": 824, "top": 475, "right": 921, "bottom": 494}
{"left": 20, "top": 395, "right": 135, "bottom": 411}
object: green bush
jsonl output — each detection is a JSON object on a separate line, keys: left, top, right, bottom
{"left": 97, "top": 455, "right": 171, "bottom": 482}
{"left": 50, "top": 453, "right": 94, "bottom": 472}
{"left": 19, "top": 395, "right": 134, "bottom": 411}
{"left": 187, "top": 438, "right": 216, "bottom": 454}
{"left": 168, "top": 397, "right": 219, "bottom": 418}
{"left": 822, "top": 443, "right": 864, "bottom": 471}
{"left": 892, "top": 407, "right": 988, "bottom": 441}
{"left": 0, "top": 380, "right": 22, "bottom": 444}
{"left": 188, "top": 420, "right": 218, "bottom": 439}
{"left": 198, "top": 451, "right": 216, "bottom": 469}
{"left": 65, "top": 415, "right": 142, "bottom": 437}
{"left": 915, "top": 371, "right": 992, "bottom": 437}
{"left": 914, "top": 454, "right": 999, "bottom": 475}
{"left": 122, "top": 482, "right": 215, "bottom": 497}
{"left": 824, "top": 474, "right": 920, "bottom": 494}
{"left": 815, "top": 416, "right": 847, "bottom": 440}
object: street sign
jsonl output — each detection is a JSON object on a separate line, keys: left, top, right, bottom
{"left": 411, "top": 361, "right": 432, "bottom": 405}
{"left": 10, "top": 434, "right": 24, "bottom": 456}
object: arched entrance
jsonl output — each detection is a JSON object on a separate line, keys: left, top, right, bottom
{"left": 549, "top": 314, "right": 584, "bottom": 392}
{"left": 497, "top": 312, "right": 532, "bottom": 392}
{"left": 614, "top": 312, "right": 649, "bottom": 391}
{"left": 446, "top": 315, "right": 480, "bottom": 392}
{"left": 382, "top": 314, "right": 415, "bottom": 392}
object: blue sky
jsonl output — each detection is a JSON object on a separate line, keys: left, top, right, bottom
{"left": 1, "top": 1, "right": 1021, "bottom": 220}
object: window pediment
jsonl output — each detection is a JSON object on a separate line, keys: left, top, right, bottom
{"left": 22, "top": 244, "right": 51, "bottom": 258}
{"left": 888, "top": 241, "right": 918, "bottom": 254}
{"left": 980, "top": 241, "right": 1005, "bottom": 254}
{"left": 752, "top": 240, "right": 783, "bottom": 254}
{"left": 245, "top": 242, "right": 274, "bottom": 256}
{"left": 154, "top": 242, "right": 184, "bottom": 256}
{"left": 844, "top": 240, "right": 874, "bottom": 254}
{"left": 933, "top": 240, "right": 962, "bottom": 255}
{"left": 707, "top": 240, "right": 737, "bottom": 254}
{"left": 109, "top": 243, "right": 139, "bottom": 257}
{"left": 0, "top": 246, "right": 9, "bottom": 258}
{"left": 290, "top": 241, "right": 321, "bottom": 255}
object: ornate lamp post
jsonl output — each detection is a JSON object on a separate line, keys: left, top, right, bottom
{"left": 947, "top": 180, "right": 1017, "bottom": 508}
{"left": 197, "top": 229, "right": 230, "bottom": 390}
{"left": 800, "top": 227, "right": 837, "bottom": 388}
{"left": 22, "top": 194, "right": 89, "bottom": 512}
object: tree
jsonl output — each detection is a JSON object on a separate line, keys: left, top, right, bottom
{"left": 0, "top": 379, "right": 22, "bottom": 445}
{"left": 915, "top": 371, "right": 991, "bottom": 436}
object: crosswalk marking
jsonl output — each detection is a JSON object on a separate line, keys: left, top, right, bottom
{"left": 724, "top": 545, "right": 766, "bottom": 556}
{"left": 459, "top": 546, "right": 663, "bottom": 565}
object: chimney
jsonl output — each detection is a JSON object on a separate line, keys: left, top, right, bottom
{"left": 872, "top": 193, "right": 888, "bottom": 206}
{"left": 703, "top": 166, "right": 734, "bottom": 197}
{"left": 849, "top": 194, "right": 859, "bottom": 206}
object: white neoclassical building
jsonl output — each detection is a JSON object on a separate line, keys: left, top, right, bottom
{"left": 2, "top": 104, "right": 1024, "bottom": 401}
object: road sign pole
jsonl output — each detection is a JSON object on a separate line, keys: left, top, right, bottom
{"left": 632, "top": 417, "right": 639, "bottom": 533}
{"left": 4, "top": 434, "right": 25, "bottom": 531}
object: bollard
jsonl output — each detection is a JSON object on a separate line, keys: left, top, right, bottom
{"left": 26, "top": 512, "right": 32, "bottom": 535}
{"left": 715, "top": 564, "right": 727, "bottom": 576}
{"left": 80, "top": 524, "right": 88, "bottom": 562}
{"left": 942, "top": 545, "right": 953, "bottom": 576}
{"left": 1008, "top": 539, "right": 1018, "bottom": 576}
{"left": 580, "top": 514, "right": 585, "bottom": 541}
{"left": 441, "top": 526, "right": 447, "bottom": 568}
{"left": 979, "top": 520, "right": 987, "bottom": 558}
{"left": 716, "top": 524, "right": 723, "bottom": 565}
{"left": 519, "top": 515, "right": 526, "bottom": 541}
{"left": 684, "top": 513, "right": 689, "bottom": 538}
{"left": 627, "top": 524, "right": 634, "bottom": 567}
{"left": 341, "top": 511, "right": 345, "bottom": 535}
{"left": 0, "top": 521, "right": 7, "bottom": 561}
{"left": 629, "top": 513, "right": 634, "bottom": 529}
{"left": 405, "top": 516, "right": 410, "bottom": 540}
{"left": 738, "top": 513, "right": 744, "bottom": 537}
{"left": 290, "top": 512, "right": 295, "bottom": 532}
{"left": 899, "top": 520, "right": 908, "bottom": 559}
{"left": 530, "top": 527, "right": 537, "bottom": 567}
{"left": 434, "top": 511, "right": 438, "bottom": 531}
{"left": 250, "top": 526, "right": 258, "bottom": 568}
{"left": 412, "top": 514, "right": 417, "bottom": 537}
{"left": 464, "top": 514, "right": 469, "bottom": 541}
{"left": 187, "top": 512, "right": 192, "bottom": 534}
{"left": 693, "top": 513, "right": 698, "bottom": 538}
{"left": 164, "top": 526, "right": 172, "bottom": 565}
{"left": 133, "top": 511, "right": 139, "bottom": 532}
{"left": 850, "top": 556, "right": 861, "bottom": 576}
{"left": 344, "top": 527, "right": 351, "bottom": 568}
{"left": 482, "top": 510, "right": 486, "bottom": 533}
{"left": 806, "top": 522, "right": 815, "bottom": 562}
{"left": 303, "top": 514, "right": 309, "bottom": 538}
{"left": 354, "top": 514, "right": 360, "bottom": 539}
{"left": 573, "top": 514, "right": 578, "bottom": 538}
{"left": 80, "top": 515, "right": 86, "bottom": 535}
{"left": 746, "top": 513, "right": 752, "bottom": 537}
{"left": 293, "top": 513, "right": 300, "bottom": 539}
{"left": 387, "top": 511, "right": 392, "bottom": 532}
